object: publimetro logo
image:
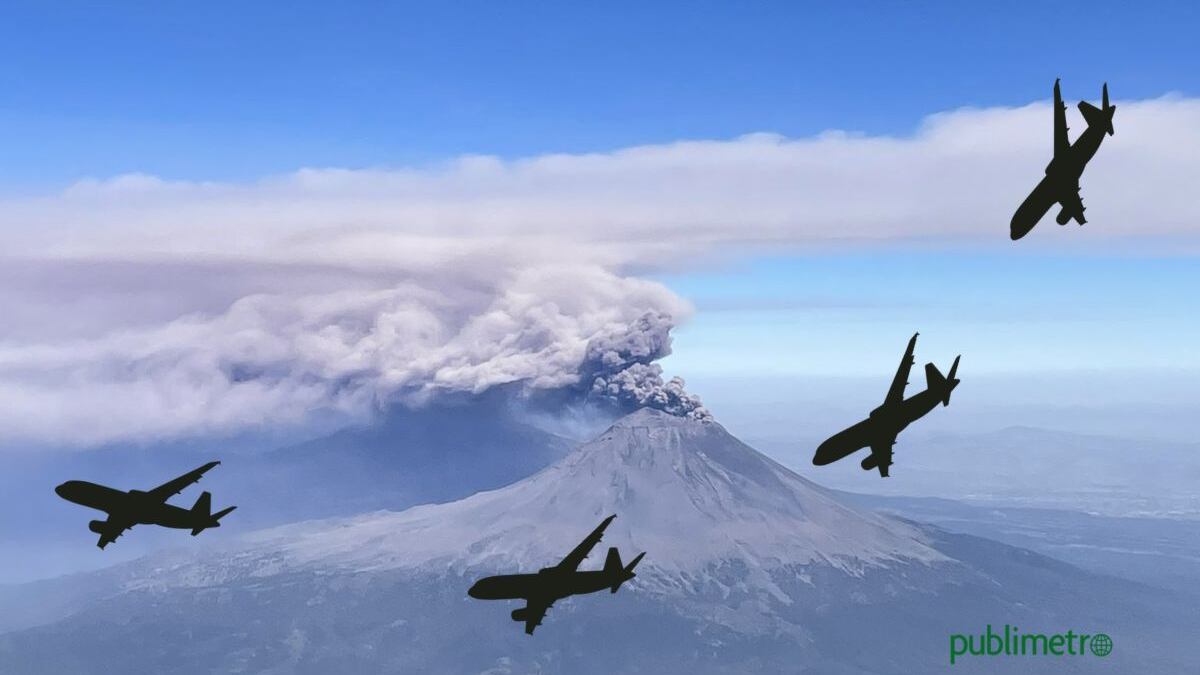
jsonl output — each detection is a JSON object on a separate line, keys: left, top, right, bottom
{"left": 949, "top": 624, "right": 1112, "bottom": 665}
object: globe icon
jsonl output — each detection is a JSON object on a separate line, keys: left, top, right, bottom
{"left": 1090, "top": 633, "right": 1113, "bottom": 657}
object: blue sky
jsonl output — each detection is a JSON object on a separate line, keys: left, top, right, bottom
{"left": 2, "top": 1, "right": 1197, "bottom": 185}
{"left": 1, "top": 2, "right": 1197, "bottom": 441}
{"left": 660, "top": 250, "right": 1200, "bottom": 377}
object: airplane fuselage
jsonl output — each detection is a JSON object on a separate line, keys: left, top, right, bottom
{"left": 468, "top": 568, "right": 614, "bottom": 602}
{"left": 1045, "top": 125, "right": 1107, "bottom": 182}
{"left": 814, "top": 389, "right": 939, "bottom": 463}
{"left": 1022, "top": 125, "right": 1110, "bottom": 229}
{"left": 884, "top": 388, "right": 943, "bottom": 433}
{"left": 54, "top": 481, "right": 199, "bottom": 530}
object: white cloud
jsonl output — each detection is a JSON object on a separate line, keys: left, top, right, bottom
{"left": 5, "top": 94, "right": 1197, "bottom": 268}
{"left": 0, "top": 93, "right": 1195, "bottom": 444}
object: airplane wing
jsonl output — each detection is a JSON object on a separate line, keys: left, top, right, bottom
{"left": 1054, "top": 78, "right": 1069, "bottom": 158}
{"left": 147, "top": 461, "right": 221, "bottom": 502}
{"left": 556, "top": 514, "right": 616, "bottom": 572}
{"left": 519, "top": 598, "right": 554, "bottom": 635}
{"left": 883, "top": 333, "right": 918, "bottom": 407}
{"left": 1057, "top": 181, "right": 1086, "bottom": 224}
{"left": 867, "top": 439, "right": 896, "bottom": 478}
{"left": 94, "top": 517, "right": 135, "bottom": 549}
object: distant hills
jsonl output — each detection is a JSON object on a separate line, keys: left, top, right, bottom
{"left": 750, "top": 425, "right": 1200, "bottom": 517}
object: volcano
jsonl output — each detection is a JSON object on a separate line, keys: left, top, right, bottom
{"left": 0, "top": 409, "right": 1194, "bottom": 674}
{"left": 233, "top": 408, "right": 946, "bottom": 579}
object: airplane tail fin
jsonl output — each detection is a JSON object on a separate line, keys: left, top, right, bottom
{"left": 924, "top": 362, "right": 946, "bottom": 391}
{"left": 604, "top": 546, "right": 622, "bottom": 575}
{"left": 1079, "top": 83, "right": 1115, "bottom": 136}
{"left": 943, "top": 356, "right": 962, "bottom": 406}
{"left": 924, "top": 357, "right": 961, "bottom": 406}
{"left": 1102, "top": 83, "right": 1115, "bottom": 135}
{"left": 605, "top": 547, "right": 645, "bottom": 593}
{"left": 191, "top": 491, "right": 212, "bottom": 517}
{"left": 189, "top": 491, "right": 236, "bottom": 536}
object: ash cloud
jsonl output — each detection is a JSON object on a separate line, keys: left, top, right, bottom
{"left": 580, "top": 313, "right": 710, "bottom": 420}
{"left": 0, "top": 265, "right": 703, "bottom": 446}
{"left": 590, "top": 363, "right": 709, "bottom": 421}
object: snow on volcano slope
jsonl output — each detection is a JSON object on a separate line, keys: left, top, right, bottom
{"left": 215, "top": 408, "right": 945, "bottom": 582}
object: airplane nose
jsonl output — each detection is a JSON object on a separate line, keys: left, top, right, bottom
{"left": 467, "top": 582, "right": 482, "bottom": 599}
{"left": 54, "top": 482, "right": 71, "bottom": 497}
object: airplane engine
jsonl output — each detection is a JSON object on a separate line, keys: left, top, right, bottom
{"left": 88, "top": 520, "right": 107, "bottom": 534}
{"left": 511, "top": 608, "right": 531, "bottom": 622}
{"left": 861, "top": 455, "right": 878, "bottom": 471}
{"left": 1055, "top": 208, "right": 1072, "bottom": 225}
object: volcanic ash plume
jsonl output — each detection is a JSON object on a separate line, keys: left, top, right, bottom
{"left": 580, "top": 313, "right": 711, "bottom": 420}
{"left": 0, "top": 265, "right": 707, "bottom": 445}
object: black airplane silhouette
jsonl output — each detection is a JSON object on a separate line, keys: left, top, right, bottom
{"left": 1010, "top": 79, "right": 1116, "bottom": 240}
{"left": 468, "top": 514, "right": 645, "bottom": 634}
{"left": 812, "top": 333, "right": 960, "bottom": 477}
{"left": 55, "top": 461, "right": 236, "bottom": 549}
